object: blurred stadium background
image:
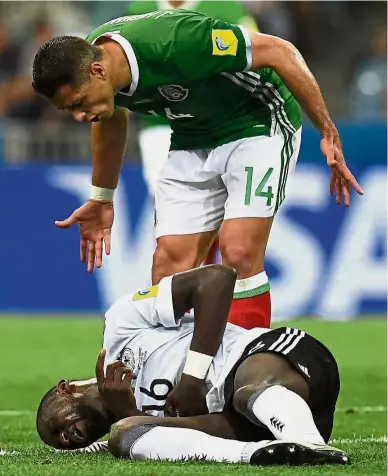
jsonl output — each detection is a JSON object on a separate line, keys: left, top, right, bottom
{"left": 0, "top": 1, "right": 386, "bottom": 473}
{"left": 0, "top": 0, "right": 386, "bottom": 319}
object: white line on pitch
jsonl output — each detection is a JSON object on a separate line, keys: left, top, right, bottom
{"left": 0, "top": 410, "right": 34, "bottom": 416}
{"left": 331, "top": 436, "right": 387, "bottom": 444}
{"left": 336, "top": 406, "right": 387, "bottom": 413}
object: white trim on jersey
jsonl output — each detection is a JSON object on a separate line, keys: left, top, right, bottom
{"left": 237, "top": 26, "right": 253, "bottom": 72}
{"left": 221, "top": 72, "right": 276, "bottom": 136}
{"left": 268, "top": 327, "right": 306, "bottom": 355}
{"left": 155, "top": 275, "right": 177, "bottom": 327}
{"left": 157, "top": 0, "right": 201, "bottom": 10}
{"left": 92, "top": 32, "right": 139, "bottom": 96}
{"left": 245, "top": 71, "right": 296, "bottom": 135}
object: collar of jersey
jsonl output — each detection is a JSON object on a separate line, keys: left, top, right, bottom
{"left": 92, "top": 32, "right": 139, "bottom": 96}
{"left": 157, "top": 0, "right": 200, "bottom": 10}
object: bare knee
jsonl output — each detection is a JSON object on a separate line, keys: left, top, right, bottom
{"left": 108, "top": 417, "right": 152, "bottom": 458}
{"left": 109, "top": 419, "right": 133, "bottom": 458}
{"left": 221, "top": 244, "right": 264, "bottom": 277}
{"left": 152, "top": 245, "right": 198, "bottom": 284}
{"left": 233, "top": 381, "right": 278, "bottom": 417}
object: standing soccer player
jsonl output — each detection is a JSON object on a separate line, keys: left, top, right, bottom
{"left": 32, "top": 10, "right": 363, "bottom": 330}
{"left": 127, "top": 1, "right": 258, "bottom": 195}
{"left": 127, "top": 1, "right": 259, "bottom": 267}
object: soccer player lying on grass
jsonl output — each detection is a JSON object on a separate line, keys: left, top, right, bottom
{"left": 36, "top": 265, "right": 349, "bottom": 466}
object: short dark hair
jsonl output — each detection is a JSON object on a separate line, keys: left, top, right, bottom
{"left": 36, "top": 385, "right": 57, "bottom": 444}
{"left": 32, "top": 36, "right": 103, "bottom": 98}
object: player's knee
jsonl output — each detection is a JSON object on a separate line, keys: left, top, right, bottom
{"left": 221, "top": 243, "right": 264, "bottom": 277}
{"left": 233, "top": 381, "right": 279, "bottom": 416}
{"left": 109, "top": 419, "right": 157, "bottom": 459}
{"left": 108, "top": 420, "right": 130, "bottom": 458}
{"left": 153, "top": 245, "right": 197, "bottom": 282}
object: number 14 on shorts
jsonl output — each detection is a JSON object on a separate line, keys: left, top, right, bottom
{"left": 244, "top": 167, "right": 274, "bottom": 206}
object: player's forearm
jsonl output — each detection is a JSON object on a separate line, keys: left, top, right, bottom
{"left": 172, "top": 266, "right": 237, "bottom": 359}
{"left": 91, "top": 107, "right": 129, "bottom": 190}
{"left": 249, "top": 33, "right": 338, "bottom": 138}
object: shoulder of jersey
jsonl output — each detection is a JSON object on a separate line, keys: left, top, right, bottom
{"left": 132, "top": 284, "right": 159, "bottom": 301}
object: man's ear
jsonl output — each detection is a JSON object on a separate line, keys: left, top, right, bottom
{"left": 90, "top": 62, "right": 106, "bottom": 80}
{"left": 56, "top": 379, "right": 70, "bottom": 394}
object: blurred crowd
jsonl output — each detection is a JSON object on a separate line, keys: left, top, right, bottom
{"left": 0, "top": 1, "right": 386, "bottom": 162}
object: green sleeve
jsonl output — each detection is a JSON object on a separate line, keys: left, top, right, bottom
{"left": 171, "top": 14, "right": 252, "bottom": 82}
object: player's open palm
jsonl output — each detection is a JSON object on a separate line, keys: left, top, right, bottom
{"left": 320, "top": 135, "right": 364, "bottom": 207}
{"left": 55, "top": 200, "right": 114, "bottom": 273}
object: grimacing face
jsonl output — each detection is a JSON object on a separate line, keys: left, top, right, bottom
{"left": 51, "top": 63, "right": 115, "bottom": 123}
{"left": 39, "top": 380, "right": 111, "bottom": 450}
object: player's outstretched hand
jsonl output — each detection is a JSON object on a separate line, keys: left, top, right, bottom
{"left": 95, "top": 349, "right": 137, "bottom": 420}
{"left": 55, "top": 200, "right": 114, "bottom": 273}
{"left": 165, "top": 374, "right": 209, "bottom": 418}
{"left": 320, "top": 135, "right": 364, "bottom": 207}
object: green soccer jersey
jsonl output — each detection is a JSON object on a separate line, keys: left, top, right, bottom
{"left": 87, "top": 10, "right": 302, "bottom": 151}
{"left": 127, "top": 0, "right": 259, "bottom": 129}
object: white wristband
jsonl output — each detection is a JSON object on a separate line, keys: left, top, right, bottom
{"left": 183, "top": 350, "right": 213, "bottom": 380}
{"left": 90, "top": 185, "right": 115, "bottom": 202}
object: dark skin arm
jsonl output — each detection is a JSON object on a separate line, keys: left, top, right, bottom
{"left": 97, "top": 265, "right": 237, "bottom": 420}
{"left": 171, "top": 265, "right": 237, "bottom": 359}
{"left": 166, "top": 265, "right": 237, "bottom": 417}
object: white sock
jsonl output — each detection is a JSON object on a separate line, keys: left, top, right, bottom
{"left": 131, "top": 426, "right": 268, "bottom": 463}
{"left": 233, "top": 272, "right": 269, "bottom": 298}
{"left": 250, "top": 385, "right": 325, "bottom": 444}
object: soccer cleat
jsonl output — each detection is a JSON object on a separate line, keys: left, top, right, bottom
{"left": 249, "top": 441, "right": 350, "bottom": 466}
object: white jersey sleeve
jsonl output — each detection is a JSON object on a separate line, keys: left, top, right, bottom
{"left": 103, "top": 275, "right": 180, "bottom": 368}
{"left": 130, "top": 275, "right": 179, "bottom": 328}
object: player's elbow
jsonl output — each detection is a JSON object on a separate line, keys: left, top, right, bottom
{"left": 249, "top": 32, "right": 295, "bottom": 70}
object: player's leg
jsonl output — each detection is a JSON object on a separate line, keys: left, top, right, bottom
{"left": 139, "top": 125, "right": 221, "bottom": 268}
{"left": 108, "top": 410, "right": 347, "bottom": 465}
{"left": 108, "top": 412, "right": 265, "bottom": 462}
{"left": 153, "top": 231, "right": 217, "bottom": 284}
{"left": 218, "top": 128, "right": 302, "bottom": 329}
{"left": 203, "top": 237, "right": 220, "bottom": 265}
{"left": 220, "top": 217, "right": 273, "bottom": 328}
{"left": 152, "top": 149, "right": 226, "bottom": 284}
{"left": 139, "top": 125, "right": 172, "bottom": 195}
{"left": 229, "top": 328, "right": 347, "bottom": 464}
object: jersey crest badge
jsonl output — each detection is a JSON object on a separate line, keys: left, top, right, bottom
{"left": 119, "top": 347, "right": 135, "bottom": 371}
{"left": 158, "top": 84, "right": 189, "bottom": 102}
{"left": 212, "top": 30, "right": 238, "bottom": 56}
{"left": 133, "top": 284, "right": 159, "bottom": 301}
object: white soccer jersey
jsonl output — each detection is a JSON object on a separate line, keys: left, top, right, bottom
{"left": 103, "top": 275, "right": 272, "bottom": 415}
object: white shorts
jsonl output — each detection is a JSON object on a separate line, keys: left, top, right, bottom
{"left": 139, "top": 126, "right": 172, "bottom": 195}
{"left": 155, "top": 127, "right": 302, "bottom": 238}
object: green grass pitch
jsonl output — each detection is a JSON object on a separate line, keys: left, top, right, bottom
{"left": 0, "top": 317, "right": 386, "bottom": 475}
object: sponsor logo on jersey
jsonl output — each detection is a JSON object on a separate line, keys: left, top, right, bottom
{"left": 212, "top": 30, "right": 238, "bottom": 56}
{"left": 133, "top": 284, "right": 159, "bottom": 301}
{"left": 119, "top": 347, "right": 135, "bottom": 371}
{"left": 158, "top": 84, "right": 189, "bottom": 102}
